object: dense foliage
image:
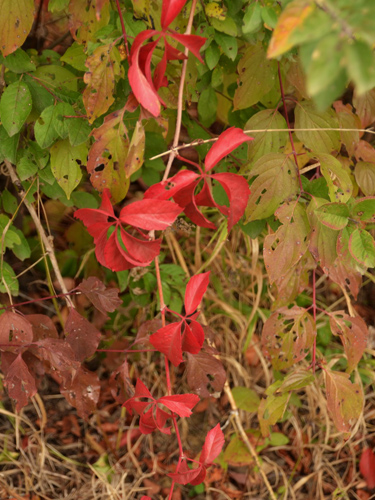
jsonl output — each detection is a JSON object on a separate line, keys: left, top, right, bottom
{"left": 1, "top": 0, "right": 375, "bottom": 497}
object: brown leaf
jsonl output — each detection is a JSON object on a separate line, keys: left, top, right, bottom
{"left": 27, "top": 314, "right": 58, "bottom": 340}
{"left": 77, "top": 277, "right": 122, "bottom": 316}
{"left": 65, "top": 308, "right": 101, "bottom": 362}
{"left": 325, "top": 369, "right": 363, "bottom": 433}
{"left": 262, "top": 306, "right": 315, "bottom": 371}
{"left": 186, "top": 352, "right": 226, "bottom": 398}
{"left": 4, "top": 354, "right": 37, "bottom": 411}
{"left": 61, "top": 367, "right": 100, "bottom": 419}
{"left": 329, "top": 312, "right": 368, "bottom": 373}
{"left": 0, "top": 311, "right": 33, "bottom": 346}
{"left": 31, "top": 338, "right": 80, "bottom": 382}
{"left": 133, "top": 319, "right": 163, "bottom": 346}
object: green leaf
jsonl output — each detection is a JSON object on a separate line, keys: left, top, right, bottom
{"left": 258, "top": 392, "right": 290, "bottom": 437}
{"left": 232, "top": 387, "right": 260, "bottom": 412}
{"left": 315, "top": 203, "right": 349, "bottom": 230}
{"left": 245, "top": 153, "right": 299, "bottom": 222}
{"left": 214, "top": 32, "right": 237, "bottom": 61}
{"left": 239, "top": 219, "right": 266, "bottom": 239}
{"left": 244, "top": 110, "right": 288, "bottom": 166}
{"left": 0, "top": 262, "right": 19, "bottom": 296}
{"left": 351, "top": 197, "right": 375, "bottom": 222}
{"left": 11, "top": 227, "right": 31, "bottom": 261}
{"left": 2, "top": 189, "right": 17, "bottom": 214}
{"left": 276, "top": 368, "right": 315, "bottom": 393}
{"left": 269, "top": 432, "right": 289, "bottom": 446}
{"left": 294, "top": 101, "right": 340, "bottom": 154}
{"left": 53, "top": 102, "right": 75, "bottom": 139}
{"left": 67, "top": 117, "right": 91, "bottom": 147}
{"left": 223, "top": 433, "right": 253, "bottom": 465}
{"left": 318, "top": 154, "right": 353, "bottom": 203}
{"left": 349, "top": 228, "right": 375, "bottom": 268}
{"left": 34, "top": 105, "right": 60, "bottom": 149}
{"left": 346, "top": 40, "right": 375, "bottom": 95}
{"left": 243, "top": 2, "right": 262, "bottom": 34}
{"left": 198, "top": 87, "right": 217, "bottom": 127}
{"left": 48, "top": 0, "right": 70, "bottom": 12}
{"left": 261, "top": 6, "right": 278, "bottom": 29}
{"left": 205, "top": 42, "right": 220, "bottom": 71}
{"left": 60, "top": 42, "right": 87, "bottom": 71}
{"left": 50, "top": 139, "right": 88, "bottom": 199}
{"left": 210, "top": 16, "right": 238, "bottom": 37}
{"left": 0, "top": 126, "right": 19, "bottom": 163}
{"left": 354, "top": 162, "right": 375, "bottom": 196}
{"left": 0, "top": 215, "right": 21, "bottom": 250}
{"left": 325, "top": 370, "right": 363, "bottom": 433}
{"left": 233, "top": 43, "right": 277, "bottom": 110}
{"left": 0, "top": 80, "right": 32, "bottom": 136}
{"left": 3, "top": 48, "right": 36, "bottom": 73}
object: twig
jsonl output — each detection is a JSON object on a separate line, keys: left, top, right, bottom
{"left": 149, "top": 127, "right": 375, "bottom": 161}
{"left": 4, "top": 160, "right": 74, "bottom": 308}
{"left": 162, "top": 0, "right": 198, "bottom": 182}
{"left": 115, "top": 0, "right": 130, "bottom": 59}
{"left": 224, "top": 382, "right": 278, "bottom": 500}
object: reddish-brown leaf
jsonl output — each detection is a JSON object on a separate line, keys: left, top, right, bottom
{"left": 186, "top": 351, "right": 226, "bottom": 398}
{"left": 4, "top": 353, "right": 37, "bottom": 411}
{"left": 32, "top": 338, "right": 79, "bottom": 382}
{"left": 27, "top": 314, "right": 59, "bottom": 340}
{"left": 65, "top": 308, "right": 101, "bottom": 362}
{"left": 262, "top": 306, "right": 315, "bottom": 371}
{"left": 325, "top": 369, "right": 363, "bottom": 433}
{"left": 360, "top": 448, "right": 375, "bottom": 489}
{"left": 329, "top": 312, "right": 368, "bottom": 373}
{"left": 61, "top": 367, "right": 100, "bottom": 419}
{"left": 0, "top": 311, "right": 33, "bottom": 346}
{"left": 77, "top": 277, "right": 122, "bottom": 316}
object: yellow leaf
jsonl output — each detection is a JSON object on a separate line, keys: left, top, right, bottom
{"left": 0, "top": 0, "right": 34, "bottom": 56}
{"left": 205, "top": 2, "right": 226, "bottom": 21}
{"left": 267, "top": 0, "right": 314, "bottom": 59}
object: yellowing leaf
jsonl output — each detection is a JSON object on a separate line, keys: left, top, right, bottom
{"left": 233, "top": 43, "right": 277, "bottom": 110}
{"left": 124, "top": 120, "right": 145, "bottom": 178}
{"left": 87, "top": 109, "right": 130, "bottom": 203}
{"left": 0, "top": 0, "right": 34, "bottom": 56}
{"left": 50, "top": 139, "right": 88, "bottom": 199}
{"left": 69, "top": 0, "right": 110, "bottom": 46}
{"left": 353, "top": 88, "right": 375, "bottom": 128}
{"left": 355, "top": 162, "right": 375, "bottom": 196}
{"left": 329, "top": 312, "right": 368, "bottom": 373}
{"left": 294, "top": 101, "right": 340, "bottom": 154}
{"left": 262, "top": 306, "right": 315, "bottom": 371}
{"left": 325, "top": 370, "right": 363, "bottom": 434}
{"left": 205, "top": 2, "right": 226, "bottom": 20}
{"left": 244, "top": 109, "right": 288, "bottom": 165}
{"left": 245, "top": 153, "right": 299, "bottom": 221}
{"left": 83, "top": 44, "right": 124, "bottom": 123}
{"left": 318, "top": 154, "right": 353, "bottom": 203}
{"left": 258, "top": 392, "right": 290, "bottom": 437}
{"left": 267, "top": 0, "right": 314, "bottom": 58}
{"left": 264, "top": 202, "right": 310, "bottom": 284}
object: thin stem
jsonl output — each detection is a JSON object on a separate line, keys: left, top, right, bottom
{"left": 115, "top": 0, "right": 130, "bottom": 59}
{"left": 0, "top": 291, "right": 78, "bottom": 311}
{"left": 4, "top": 160, "right": 74, "bottom": 308}
{"left": 163, "top": 0, "right": 198, "bottom": 182}
{"left": 277, "top": 62, "right": 303, "bottom": 192}
{"left": 312, "top": 270, "right": 317, "bottom": 373}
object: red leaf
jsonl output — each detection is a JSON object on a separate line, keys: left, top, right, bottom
{"left": 168, "top": 460, "right": 204, "bottom": 485}
{"left": 149, "top": 322, "right": 183, "bottom": 366}
{"left": 74, "top": 189, "right": 115, "bottom": 240}
{"left": 210, "top": 172, "right": 251, "bottom": 232}
{"left": 119, "top": 199, "right": 182, "bottom": 229}
{"left": 181, "top": 320, "right": 205, "bottom": 354}
{"left": 144, "top": 170, "right": 200, "bottom": 201}
{"left": 168, "top": 32, "right": 206, "bottom": 62}
{"left": 199, "top": 423, "right": 225, "bottom": 465}
{"left": 184, "top": 272, "right": 210, "bottom": 316}
{"left": 77, "top": 277, "right": 122, "bottom": 315}
{"left": 65, "top": 308, "right": 101, "bottom": 362}
{"left": 158, "top": 394, "right": 199, "bottom": 417}
{"left": 204, "top": 128, "right": 253, "bottom": 172}
{"left": 129, "top": 30, "right": 161, "bottom": 116}
{"left": 161, "top": 0, "right": 187, "bottom": 28}
{"left": 0, "top": 311, "right": 33, "bottom": 346}
{"left": 360, "top": 448, "right": 375, "bottom": 489}
{"left": 4, "top": 354, "right": 37, "bottom": 411}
